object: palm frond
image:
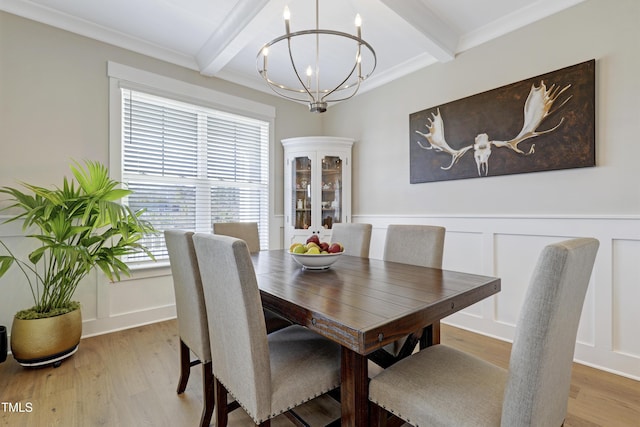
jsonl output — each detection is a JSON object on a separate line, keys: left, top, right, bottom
{"left": 0, "top": 160, "right": 157, "bottom": 316}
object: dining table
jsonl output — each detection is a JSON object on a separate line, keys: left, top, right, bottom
{"left": 251, "top": 249, "right": 501, "bottom": 427}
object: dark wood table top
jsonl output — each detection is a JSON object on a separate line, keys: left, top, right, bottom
{"left": 253, "top": 250, "right": 501, "bottom": 355}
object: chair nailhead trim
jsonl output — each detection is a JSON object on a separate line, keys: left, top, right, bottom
{"left": 372, "top": 400, "right": 416, "bottom": 427}
{"left": 219, "top": 379, "right": 341, "bottom": 424}
{"left": 267, "top": 383, "right": 340, "bottom": 419}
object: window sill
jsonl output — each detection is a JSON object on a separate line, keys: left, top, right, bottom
{"left": 112, "top": 261, "right": 172, "bottom": 282}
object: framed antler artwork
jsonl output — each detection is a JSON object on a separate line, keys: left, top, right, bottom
{"left": 409, "top": 59, "right": 595, "bottom": 183}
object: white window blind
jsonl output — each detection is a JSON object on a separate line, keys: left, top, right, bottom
{"left": 121, "top": 89, "right": 269, "bottom": 263}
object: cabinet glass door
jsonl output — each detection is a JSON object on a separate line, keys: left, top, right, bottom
{"left": 321, "top": 155, "right": 343, "bottom": 229}
{"left": 292, "top": 156, "right": 312, "bottom": 230}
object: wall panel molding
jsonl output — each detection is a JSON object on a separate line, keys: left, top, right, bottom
{"left": 2, "top": 213, "right": 638, "bottom": 379}
{"left": 354, "top": 213, "right": 640, "bottom": 380}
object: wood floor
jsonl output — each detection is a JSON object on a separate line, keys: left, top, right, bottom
{"left": 0, "top": 320, "right": 638, "bottom": 426}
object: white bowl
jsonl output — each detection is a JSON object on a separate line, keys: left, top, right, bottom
{"left": 289, "top": 251, "right": 343, "bottom": 270}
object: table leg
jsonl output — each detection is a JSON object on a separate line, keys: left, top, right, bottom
{"left": 420, "top": 320, "right": 441, "bottom": 349}
{"left": 340, "top": 346, "right": 369, "bottom": 427}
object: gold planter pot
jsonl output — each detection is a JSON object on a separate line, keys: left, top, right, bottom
{"left": 10, "top": 308, "right": 82, "bottom": 367}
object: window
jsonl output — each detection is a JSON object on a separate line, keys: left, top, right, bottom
{"left": 108, "top": 63, "right": 274, "bottom": 266}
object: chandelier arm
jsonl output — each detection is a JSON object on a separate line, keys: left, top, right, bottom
{"left": 286, "top": 36, "right": 316, "bottom": 101}
{"left": 256, "top": 24, "right": 377, "bottom": 112}
{"left": 259, "top": 30, "right": 376, "bottom": 79}
{"left": 322, "top": 79, "right": 362, "bottom": 103}
{"left": 262, "top": 75, "right": 311, "bottom": 94}
{"left": 263, "top": 77, "right": 338, "bottom": 95}
{"left": 263, "top": 80, "right": 318, "bottom": 103}
{"left": 258, "top": 48, "right": 311, "bottom": 96}
{"left": 262, "top": 68, "right": 357, "bottom": 97}
{"left": 320, "top": 55, "right": 360, "bottom": 102}
{"left": 259, "top": 30, "right": 376, "bottom": 88}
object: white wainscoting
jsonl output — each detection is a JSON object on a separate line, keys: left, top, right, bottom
{"left": 3, "top": 214, "right": 638, "bottom": 380}
{"left": 0, "top": 217, "right": 177, "bottom": 342}
{"left": 354, "top": 214, "right": 640, "bottom": 380}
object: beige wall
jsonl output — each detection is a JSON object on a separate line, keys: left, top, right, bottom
{"left": 0, "top": 11, "right": 322, "bottom": 211}
{"left": 325, "top": 0, "right": 640, "bottom": 217}
{"left": 1, "top": 0, "right": 640, "bottom": 378}
{"left": 322, "top": 0, "right": 640, "bottom": 379}
{"left": 0, "top": 10, "right": 320, "bottom": 338}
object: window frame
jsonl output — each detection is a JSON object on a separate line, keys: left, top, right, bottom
{"left": 108, "top": 62, "right": 276, "bottom": 269}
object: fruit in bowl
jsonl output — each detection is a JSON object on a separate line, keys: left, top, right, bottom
{"left": 328, "top": 242, "right": 344, "bottom": 253}
{"left": 288, "top": 236, "right": 345, "bottom": 270}
{"left": 289, "top": 237, "right": 344, "bottom": 255}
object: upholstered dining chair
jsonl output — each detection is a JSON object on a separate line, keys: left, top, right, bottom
{"left": 383, "top": 224, "right": 445, "bottom": 268}
{"left": 164, "top": 230, "right": 215, "bottom": 427}
{"left": 374, "top": 224, "right": 446, "bottom": 362}
{"left": 213, "top": 221, "right": 261, "bottom": 253}
{"left": 192, "top": 233, "right": 342, "bottom": 427}
{"left": 330, "top": 223, "right": 372, "bottom": 257}
{"left": 212, "top": 221, "right": 291, "bottom": 332}
{"left": 368, "top": 237, "right": 599, "bottom": 427}
{"left": 165, "top": 229, "right": 291, "bottom": 427}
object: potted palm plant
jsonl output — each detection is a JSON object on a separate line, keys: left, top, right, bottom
{"left": 0, "top": 160, "right": 155, "bottom": 367}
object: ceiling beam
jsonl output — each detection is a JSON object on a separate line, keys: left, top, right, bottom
{"left": 379, "top": 0, "right": 457, "bottom": 62}
{"left": 196, "top": 0, "right": 288, "bottom": 76}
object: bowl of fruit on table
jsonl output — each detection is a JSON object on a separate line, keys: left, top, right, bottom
{"left": 289, "top": 235, "right": 345, "bottom": 270}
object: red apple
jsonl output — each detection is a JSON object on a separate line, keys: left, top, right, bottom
{"left": 319, "top": 242, "right": 330, "bottom": 251}
{"left": 306, "top": 235, "right": 320, "bottom": 244}
{"left": 328, "top": 243, "right": 342, "bottom": 254}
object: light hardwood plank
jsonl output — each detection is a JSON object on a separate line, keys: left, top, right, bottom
{"left": 0, "top": 320, "right": 637, "bottom": 426}
{"left": 439, "top": 324, "right": 640, "bottom": 427}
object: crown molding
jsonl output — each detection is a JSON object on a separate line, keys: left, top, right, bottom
{"left": 458, "top": 0, "right": 586, "bottom": 52}
{"left": 1, "top": 0, "right": 198, "bottom": 70}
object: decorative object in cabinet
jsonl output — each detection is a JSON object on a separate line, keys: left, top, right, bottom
{"left": 282, "top": 136, "right": 353, "bottom": 246}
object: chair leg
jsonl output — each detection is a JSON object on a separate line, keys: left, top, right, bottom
{"left": 177, "top": 339, "right": 191, "bottom": 394}
{"left": 216, "top": 378, "right": 229, "bottom": 427}
{"left": 199, "top": 361, "right": 214, "bottom": 427}
{"left": 369, "top": 402, "right": 388, "bottom": 427}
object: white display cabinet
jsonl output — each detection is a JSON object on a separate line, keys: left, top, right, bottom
{"left": 282, "top": 136, "right": 353, "bottom": 246}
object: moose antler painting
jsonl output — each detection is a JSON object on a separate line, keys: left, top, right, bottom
{"left": 409, "top": 60, "right": 595, "bottom": 183}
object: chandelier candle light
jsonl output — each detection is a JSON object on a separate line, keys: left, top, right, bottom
{"left": 257, "top": 0, "right": 376, "bottom": 113}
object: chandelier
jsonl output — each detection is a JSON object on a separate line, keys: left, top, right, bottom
{"left": 257, "top": 0, "right": 376, "bottom": 113}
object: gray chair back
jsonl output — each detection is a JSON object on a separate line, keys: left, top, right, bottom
{"left": 192, "top": 233, "right": 271, "bottom": 419}
{"left": 213, "top": 222, "right": 261, "bottom": 253}
{"left": 214, "top": 222, "right": 292, "bottom": 334}
{"left": 330, "top": 223, "right": 372, "bottom": 257}
{"left": 164, "top": 230, "right": 211, "bottom": 362}
{"left": 383, "top": 224, "right": 445, "bottom": 268}
{"left": 501, "top": 237, "right": 599, "bottom": 426}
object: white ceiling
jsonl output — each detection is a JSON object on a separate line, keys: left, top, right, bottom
{"left": 2, "top": 0, "right": 585, "bottom": 98}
